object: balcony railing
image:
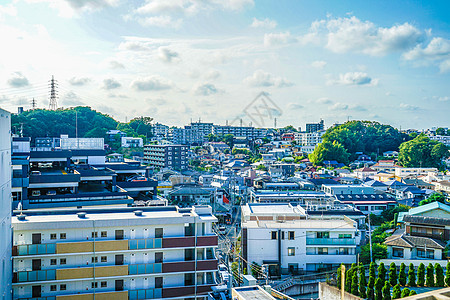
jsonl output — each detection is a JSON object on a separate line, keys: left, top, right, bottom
{"left": 306, "top": 238, "right": 355, "bottom": 245}
{"left": 13, "top": 269, "right": 56, "bottom": 283}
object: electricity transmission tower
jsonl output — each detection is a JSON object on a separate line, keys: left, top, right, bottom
{"left": 48, "top": 75, "right": 58, "bottom": 110}
{"left": 31, "top": 98, "right": 37, "bottom": 109}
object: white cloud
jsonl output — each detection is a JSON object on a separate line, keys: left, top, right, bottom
{"left": 0, "top": 3, "right": 17, "bottom": 19}
{"left": 194, "top": 83, "right": 222, "bottom": 96}
{"left": 315, "top": 97, "right": 333, "bottom": 104}
{"left": 244, "top": 70, "right": 294, "bottom": 88}
{"left": 288, "top": 103, "right": 304, "bottom": 110}
{"left": 205, "top": 70, "right": 220, "bottom": 80}
{"left": 68, "top": 77, "right": 91, "bottom": 86}
{"left": 311, "top": 60, "right": 327, "bottom": 69}
{"left": 103, "top": 78, "right": 121, "bottom": 90}
{"left": 251, "top": 17, "right": 277, "bottom": 29}
{"left": 158, "top": 47, "right": 179, "bottom": 63}
{"left": 329, "top": 72, "right": 378, "bottom": 86}
{"left": 7, "top": 72, "right": 30, "bottom": 88}
{"left": 60, "top": 91, "right": 85, "bottom": 106}
{"left": 329, "top": 102, "right": 349, "bottom": 110}
{"left": 400, "top": 103, "right": 420, "bottom": 111}
{"left": 136, "top": 15, "right": 183, "bottom": 28}
{"left": 131, "top": 76, "right": 173, "bottom": 91}
{"left": 303, "top": 16, "right": 424, "bottom": 56}
{"left": 264, "top": 32, "right": 296, "bottom": 47}
{"left": 24, "top": 0, "right": 119, "bottom": 18}
{"left": 109, "top": 60, "right": 125, "bottom": 69}
{"left": 403, "top": 37, "right": 450, "bottom": 73}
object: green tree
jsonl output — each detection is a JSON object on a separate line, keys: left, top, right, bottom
{"left": 417, "top": 263, "right": 425, "bottom": 286}
{"left": 368, "top": 275, "right": 375, "bottom": 300}
{"left": 351, "top": 272, "right": 359, "bottom": 296}
{"left": 382, "top": 281, "right": 391, "bottom": 300}
{"left": 360, "top": 243, "right": 388, "bottom": 264}
{"left": 426, "top": 263, "right": 435, "bottom": 287}
{"left": 445, "top": 262, "right": 450, "bottom": 286}
{"left": 419, "top": 193, "right": 447, "bottom": 206}
{"left": 223, "top": 134, "right": 234, "bottom": 148}
{"left": 398, "top": 134, "right": 449, "bottom": 168}
{"left": 346, "top": 266, "right": 354, "bottom": 292}
{"left": 435, "top": 263, "right": 445, "bottom": 287}
{"left": 436, "top": 128, "right": 447, "bottom": 136}
{"left": 389, "top": 262, "right": 398, "bottom": 286}
{"left": 392, "top": 284, "right": 401, "bottom": 299}
{"left": 407, "top": 263, "right": 416, "bottom": 287}
{"left": 401, "top": 288, "right": 410, "bottom": 298}
{"left": 360, "top": 263, "right": 367, "bottom": 298}
{"left": 370, "top": 262, "right": 376, "bottom": 278}
{"left": 399, "top": 263, "right": 407, "bottom": 286}
{"left": 375, "top": 278, "right": 383, "bottom": 300}
{"left": 378, "top": 263, "right": 387, "bottom": 283}
{"left": 409, "top": 290, "right": 417, "bottom": 296}
{"left": 308, "top": 140, "right": 350, "bottom": 166}
{"left": 337, "top": 264, "right": 343, "bottom": 288}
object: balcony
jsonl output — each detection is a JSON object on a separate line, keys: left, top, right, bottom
{"left": 13, "top": 266, "right": 128, "bottom": 282}
{"left": 128, "top": 259, "right": 218, "bottom": 275}
{"left": 306, "top": 238, "right": 355, "bottom": 245}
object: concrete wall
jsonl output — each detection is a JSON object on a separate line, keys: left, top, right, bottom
{"left": 319, "top": 282, "right": 362, "bottom": 300}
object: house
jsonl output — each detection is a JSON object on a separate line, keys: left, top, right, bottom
{"left": 372, "top": 160, "right": 402, "bottom": 173}
{"left": 354, "top": 166, "right": 377, "bottom": 180}
{"left": 121, "top": 137, "right": 143, "bottom": 148}
{"left": 363, "top": 180, "right": 388, "bottom": 192}
{"left": 383, "top": 151, "right": 399, "bottom": 158}
{"left": 106, "top": 152, "right": 124, "bottom": 163}
{"left": 435, "top": 180, "right": 450, "bottom": 194}
{"left": 334, "top": 193, "right": 397, "bottom": 215}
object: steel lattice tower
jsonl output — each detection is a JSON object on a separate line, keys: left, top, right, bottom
{"left": 48, "top": 75, "right": 58, "bottom": 110}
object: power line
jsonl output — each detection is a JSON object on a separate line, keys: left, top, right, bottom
{"left": 48, "top": 75, "right": 58, "bottom": 110}
{"left": 31, "top": 98, "right": 37, "bottom": 109}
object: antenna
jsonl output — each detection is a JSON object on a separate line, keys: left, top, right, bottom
{"left": 48, "top": 75, "right": 58, "bottom": 110}
{"left": 240, "top": 119, "right": 243, "bottom": 127}
{"left": 274, "top": 118, "right": 277, "bottom": 129}
{"left": 31, "top": 98, "right": 37, "bottom": 109}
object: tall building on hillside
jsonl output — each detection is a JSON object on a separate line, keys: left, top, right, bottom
{"left": 144, "top": 145, "right": 187, "bottom": 171}
{"left": 0, "top": 108, "right": 12, "bottom": 299}
{"left": 12, "top": 206, "right": 218, "bottom": 300}
{"left": 305, "top": 120, "right": 324, "bottom": 133}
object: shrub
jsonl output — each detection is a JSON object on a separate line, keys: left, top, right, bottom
{"left": 360, "top": 263, "right": 367, "bottom": 298}
{"left": 407, "top": 263, "right": 416, "bottom": 287}
{"left": 392, "top": 284, "right": 401, "bottom": 299}
{"left": 401, "top": 288, "right": 410, "bottom": 298}
{"left": 382, "top": 281, "right": 392, "bottom": 300}
{"left": 389, "top": 262, "right": 398, "bottom": 286}
{"left": 435, "top": 263, "right": 445, "bottom": 287}
{"left": 445, "top": 262, "right": 450, "bottom": 286}
{"left": 378, "top": 263, "right": 387, "bottom": 283}
{"left": 375, "top": 278, "right": 384, "bottom": 300}
{"left": 368, "top": 275, "right": 375, "bottom": 300}
{"left": 417, "top": 263, "right": 425, "bottom": 286}
{"left": 399, "top": 263, "right": 407, "bottom": 286}
{"left": 426, "top": 263, "right": 434, "bottom": 287}
{"left": 409, "top": 290, "right": 417, "bottom": 296}
{"left": 351, "top": 272, "right": 359, "bottom": 296}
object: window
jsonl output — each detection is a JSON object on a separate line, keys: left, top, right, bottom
{"left": 91, "top": 282, "right": 98, "bottom": 288}
{"left": 393, "top": 248, "right": 404, "bottom": 258}
{"left": 271, "top": 231, "right": 277, "bottom": 240}
{"left": 339, "top": 248, "right": 349, "bottom": 255}
{"left": 101, "top": 231, "right": 107, "bottom": 237}
{"left": 50, "top": 285, "right": 57, "bottom": 291}
{"left": 50, "top": 233, "right": 57, "bottom": 240}
{"left": 92, "top": 257, "right": 98, "bottom": 263}
{"left": 318, "top": 248, "right": 328, "bottom": 255}
{"left": 317, "top": 232, "right": 329, "bottom": 239}
{"left": 281, "top": 231, "right": 285, "bottom": 240}
{"left": 155, "top": 228, "right": 163, "bottom": 238}
{"left": 288, "top": 231, "right": 295, "bottom": 240}
{"left": 417, "top": 248, "right": 434, "bottom": 259}
{"left": 288, "top": 247, "right": 295, "bottom": 256}
{"left": 60, "top": 233, "right": 66, "bottom": 239}
{"left": 339, "top": 234, "right": 352, "bottom": 239}
{"left": 60, "top": 284, "right": 67, "bottom": 291}
{"left": 92, "top": 232, "right": 98, "bottom": 238}
{"left": 101, "top": 281, "right": 107, "bottom": 288}
{"left": 50, "top": 259, "right": 57, "bottom": 265}
{"left": 60, "top": 258, "right": 66, "bottom": 265}
{"left": 101, "top": 256, "right": 107, "bottom": 262}
{"left": 155, "top": 277, "right": 163, "bottom": 289}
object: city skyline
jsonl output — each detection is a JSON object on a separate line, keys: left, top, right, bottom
{"left": 0, "top": 0, "right": 449, "bottom": 129}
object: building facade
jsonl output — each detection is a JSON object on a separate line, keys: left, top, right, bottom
{"left": 144, "top": 145, "right": 187, "bottom": 171}
{"left": 305, "top": 120, "right": 324, "bottom": 133}
{"left": 12, "top": 206, "right": 218, "bottom": 300}
{"left": 121, "top": 137, "right": 144, "bottom": 148}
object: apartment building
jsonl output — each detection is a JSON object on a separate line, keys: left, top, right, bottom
{"left": 152, "top": 123, "right": 169, "bottom": 138}
{"left": 429, "top": 135, "right": 450, "bottom": 147}
{"left": 212, "top": 126, "right": 267, "bottom": 140}
{"left": 12, "top": 205, "right": 218, "bottom": 300}
{"left": 144, "top": 145, "right": 187, "bottom": 171}
{"left": 305, "top": 120, "right": 324, "bottom": 133}
{"left": 241, "top": 203, "right": 358, "bottom": 276}
{"left": 1, "top": 108, "right": 12, "bottom": 300}
{"left": 121, "top": 137, "right": 144, "bottom": 148}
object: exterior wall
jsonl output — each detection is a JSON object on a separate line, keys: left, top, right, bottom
{"left": 60, "top": 138, "right": 104, "bottom": 150}
{"left": 144, "top": 145, "right": 187, "bottom": 170}
{"left": 121, "top": 137, "right": 144, "bottom": 148}
{"left": 318, "top": 282, "right": 362, "bottom": 300}
{"left": 0, "top": 108, "right": 12, "bottom": 300}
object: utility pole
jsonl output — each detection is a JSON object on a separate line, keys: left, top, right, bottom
{"left": 48, "top": 75, "right": 58, "bottom": 110}
{"left": 368, "top": 214, "right": 373, "bottom": 262}
{"left": 31, "top": 98, "right": 37, "bottom": 109}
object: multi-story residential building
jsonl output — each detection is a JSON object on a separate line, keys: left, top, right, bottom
{"left": 241, "top": 203, "right": 358, "bottom": 276}
{"left": 1, "top": 108, "right": 12, "bottom": 300}
{"left": 144, "top": 145, "right": 187, "bottom": 171}
{"left": 212, "top": 126, "right": 267, "bottom": 140}
{"left": 394, "top": 168, "right": 438, "bottom": 178}
{"left": 428, "top": 135, "right": 450, "bottom": 147}
{"left": 294, "top": 131, "right": 325, "bottom": 147}
{"left": 152, "top": 123, "right": 169, "bottom": 138}
{"left": 121, "top": 137, "right": 144, "bottom": 148}
{"left": 12, "top": 205, "right": 218, "bottom": 300}
{"left": 305, "top": 120, "right": 324, "bottom": 133}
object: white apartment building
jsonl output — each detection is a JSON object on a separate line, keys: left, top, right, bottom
{"left": 395, "top": 168, "right": 438, "bottom": 178}
{"left": 12, "top": 206, "right": 218, "bottom": 300}
{"left": 241, "top": 203, "right": 358, "bottom": 275}
{"left": 1, "top": 108, "right": 12, "bottom": 300}
{"left": 60, "top": 138, "right": 104, "bottom": 150}
{"left": 121, "top": 137, "right": 144, "bottom": 148}
{"left": 429, "top": 135, "right": 450, "bottom": 147}
{"left": 294, "top": 131, "right": 325, "bottom": 148}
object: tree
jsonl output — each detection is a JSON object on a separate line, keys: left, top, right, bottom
{"left": 389, "top": 262, "right": 398, "bottom": 286}
{"left": 337, "top": 264, "right": 343, "bottom": 288}
{"left": 223, "top": 134, "right": 234, "bottom": 148}
{"left": 368, "top": 275, "right": 375, "bottom": 300}
{"left": 435, "top": 263, "right": 445, "bottom": 287}
{"left": 346, "top": 266, "right": 354, "bottom": 292}
{"left": 419, "top": 193, "right": 447, "bottom": 206}
{"left": 409, "top": 290, "right": 417, "bottom": 296}
{"left": 351, "top": 272, "right": 359, "bottom": 296}
{"left": 375, "top": 278, "right": 383, "bottom": 300}
{"left": 407, "top": 263, "right": 416, "bottom": 287}
{"left": 359, "top": 263, "right": 367, "bottom": 298}
{"left": 426, "top": 263, "right": 435, "bottom": 287}
{"left": 401, "top": 288, "right": 410, "bottom": 298}
{"left": 256, "top": 164, "right": 267, "bottom": 171}
{"left": 360, "top": 243, "right": 388, "bottom": 264}
{"left": 308, "top": 140, "right": 350, "bottom": 166}
{"left": 399, "top": 263, "right": 407, "bottom": 286}
{"left": 392, "top": 284, "right": 401, "bottom": 299}
{"left": 382, "top": 281, "right": 391, "bottom": 300}
{"left": 378, "top": 263, "right": 387, "bottom": 283}
{"left": 398, "top": 134, "right": 449, "bottom": 168}
{"left": 417, "top": 263, "right": 425, "bottom": 286}
{"left": 446, "top": 262, "right": 450, "bottom": 286}
{"left": 436, "top": 128, "right": 447, "bottom": 136}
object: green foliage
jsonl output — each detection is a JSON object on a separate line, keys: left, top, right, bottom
{"left": 368, "top": 275, "right": 375, "bottom": 300}
{"left": 378, "top": 263, "right": 387, "bottom": 283}
{"left": 256, "top": 164, "right": 267, "bottom": 171}
{"left": 407, "top": 263, "right": 416, "bottom": 287}
{"left": 401, "top": 288, "right": 410, "bottom": 298}
{"left": 426, "top": 263, "right": 435, "bottom": 287}
{"left": 436, "top": 128, "right": 449, "bottom": 136}
{"left": 359, "top": 263, "right": 367, "bottom": 298}
{"left": 360, "top": 243, "right": 388, "bottom": 264}
{"left": 392, "top": 284, "right": 401, "bottom": 299}
{"left": 398, "top": 134, "right": 449, "bottom": 168}
{"left": 409, "top": 290, "right": 417, "bottom": 296}
{"left": 283, "top": 125, "right": 297, "bottom": 132}
{"left": 445, "top": 262, "right": 450, "bottom": 286}
{"left": 399, "top": 263, "right": 407, "bottom": 286}
{"left": 308, "top": 140, "right": 350, "bottom": 166}
{"left": 251, "top": 262, "right": 261, "bottom": 278}
{"left": 129, "top": 116, "right": 153, "bottom": 137}
{"left": 12, "top": 107, "right": 118, "bottom": 141}
{"left": 435, "top": 263, "right": 445, "bottom": 287}
{"left": 370, "top": 262, "right": 377, "bottom": 279}
{"left": 345, "top": 267, "right": 353, "bottom": 292}
{"left": 417, "top": 263, "right": 425, "bottom": 286}
{"left": 375, "top": 278, "right": 383, "bottom": 300}
{"left": 389, "top": 262, "right": 398, "bottom": 286}
{"left": 382, "top": 281, "right": 391, "bottom": 300}
{"left": 351, "top": 272, "right": 359, "bottom": 296}
{"left": 419, "top": 192, "right": 447, "bottom": 206}
{"left": 381, "top": 205, "right": 410, "bottom": 224}
{"left": 337, "top": 264, "right": 343, "bottom": 288}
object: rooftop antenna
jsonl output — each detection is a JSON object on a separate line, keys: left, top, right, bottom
{"left": 240, "top": 119, "right": 243, "bottom": 127}
{"left": 31, "top": 98, "right": 37, "bottom": 109}
{"left": 274, "top": 118, "right": 277, "bottom": 129}
{"left": 226, "top": 120, "right": 228, "bottom": 126}
{"left": 48, "top": 75, "right": 58, "bottom": 110}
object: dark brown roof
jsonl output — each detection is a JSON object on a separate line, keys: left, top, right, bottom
{"left": 403, "top": 215, "right": 450, "bottom": 226}
{"left": 384, "top": 233, "right": 445, "bottom": 249}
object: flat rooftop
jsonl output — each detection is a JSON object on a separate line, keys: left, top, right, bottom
{"left": 243, "top": 218, "right": 355, "bottom": 229}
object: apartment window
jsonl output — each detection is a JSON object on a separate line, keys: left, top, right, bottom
{"left": 155, "top": 228, "right": 163, "bottom": 238}
{"left": 288, "top": 247, "right": 295, "bottom": 256}
{"left": 288, "top": 231, "right": 295, "bottom": 240}
{"left": 155, "top": 277, "right": 163, "bottom": 289}
{"left": 50, "top": 285, "right": 57, "bottom": 291}
{"left": 91, "top": 257, "right": 98, "bottom": 263}
{"left": 50, "top": 233, "right": 57, "bottom": 240}
{"left": 417, "top": 248, "right": 434, "bottom": 259}
{"left": 271, "top": 231, "right": 277, "bottom": 240}
{"left": 101, "top": 281, "right": 107, "bottom": 288}
{"left": 339, "top": 248, "right": 349, "bottom": 255}
{"left": 60, "top": 258, "right": 66, "bottom": 265}
{"left": 91, "top": 282, "right": 98, "bottom": 288}
{"left": 50, "top": 259, "right": 57, "bottom": 265}
{"left": 101, "top": 231, "right": 107, "bottom": 238}
{"left": 281, "top": 231, "right": 285, "bottom": 240}
{"left": 318, "top": 248, "right": 328, "bottom": 255}
{"left": 91, "top": 232, "right": 98, "bottom": 238}
{"left": 392, "top": 248, "right": 404, "bottom": 258}
{"left": 101, "top": 256, "right": 107, "bottom": 262}
{"left": 339, "top": 234, "right": 352, "bottom": 239}
{"left": 317, "top": 232, "right": 329, "bottom": 239}
{"left": 60, "top": 233, "right": 66, "bottom": 239}
{"left": 60, "top": 284, "right": 67, "bottom": 291}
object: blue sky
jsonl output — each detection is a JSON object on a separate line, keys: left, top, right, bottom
{"left": 0, "top": 0, "right": 449, "bottom": 129}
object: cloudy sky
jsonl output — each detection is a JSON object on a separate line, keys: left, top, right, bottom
{"left": 0, "top": 0, "right": 449, "bottom": 129}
